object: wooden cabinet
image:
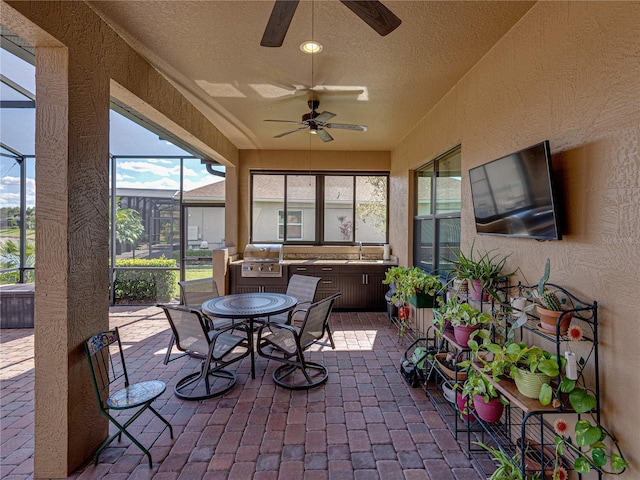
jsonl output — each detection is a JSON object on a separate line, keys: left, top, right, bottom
{"left": 290, "top": 263, "right": 388, "bottom": 311}
{"left": 231, "top": 262, "right": 392, "bottom": 311}
{"left": 229, "top": 264, "right": 289, "bottom": 294}
{"left": 339, "top": 266, "right": 387, "bottom": 310}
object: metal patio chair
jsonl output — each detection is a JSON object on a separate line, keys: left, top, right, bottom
{"left": 268, "top": 274, "right": 321, "bottom": 322}
{"left": 84, "top": 327, "right": 173, "bottom": 468}
{"left": 257, "top": 292, "right": 340, "bottom": 390}
{"left": 159, "top": 305, "right": 251, "bottom": 400}
{"left": 163, "top": 277, "right": 235, "bottom": 364}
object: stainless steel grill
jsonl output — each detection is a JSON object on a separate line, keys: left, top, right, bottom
{"left": 241, "top": 244, "right": 283, "bottom": 277}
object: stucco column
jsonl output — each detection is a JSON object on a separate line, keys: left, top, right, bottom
{"left": 34, "top": 47, "right": 110, "bottom": 478}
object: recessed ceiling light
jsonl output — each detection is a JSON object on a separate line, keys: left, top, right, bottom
{"left": 300, "top": 41, "right": 323, "bottom": 54}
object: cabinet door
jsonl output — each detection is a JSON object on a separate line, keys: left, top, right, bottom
{"left": 364, "top": 271, "right": 387, "bottom": 310}
{"left": 339, "top": 272, "right": 366, "bottom": 309}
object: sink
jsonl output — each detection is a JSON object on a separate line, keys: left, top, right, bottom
{"left": 346, "top": 259, "right": 385, "bottom": 264}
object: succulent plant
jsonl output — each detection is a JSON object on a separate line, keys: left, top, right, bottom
{"left": 536, "top": 258, "right": 563, "bottom": 311}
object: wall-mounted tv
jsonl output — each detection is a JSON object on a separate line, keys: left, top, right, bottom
{"left": 469, "top": 140, "right": 562, "bottom": 240}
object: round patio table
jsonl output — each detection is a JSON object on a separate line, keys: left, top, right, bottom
{"left": 202, "top": 292, "right": 297, "bottom": 379}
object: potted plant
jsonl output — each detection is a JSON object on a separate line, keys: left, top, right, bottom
{"left": 450, "top": 241, "right": 516, "bottom": 302}
{"left": 531, "top": 259, "right": 573, "bottom": 335}
{"left": 458, "top": 368, "right": 508, "bottom": 423}
{"left": 469, "top": 337, "right": 560, "bottom": 404}
{"left": 386, "top": 266, "right": 444, "bottom": 308}
{"left": 440, "top": 297, "right": 493, "bottom": 347}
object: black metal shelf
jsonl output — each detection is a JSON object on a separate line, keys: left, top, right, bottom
{"left": 432, "top": 281, "right": 601, "bottom": 479}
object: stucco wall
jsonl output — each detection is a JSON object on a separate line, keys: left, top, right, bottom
{"left": 392, "top": 2, "right": 639, "bottom": 474}
{"left": 238, "top": 150, "right": 391, "bottom": 249}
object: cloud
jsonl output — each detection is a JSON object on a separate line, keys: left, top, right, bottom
{"left": 148, "top": 158, "right": 175, "bottom": 165}
{"left": 1, "top": 175, "right": 20, "bottom": 188}
{"left": 117, "top": 178, "right": 180, "bottom": 190}
{"left": 118, "top": 161, "right": 180, "bottom": 177}
{"left": 0, "top": 192, "right": 21, "bottom": 206}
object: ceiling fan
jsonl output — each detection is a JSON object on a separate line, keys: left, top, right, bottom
{"left": 261, "top": 0, "right": 402, "bottom": 47}
{"left": 265, "top": 99, "right": 368, "bottom": 142}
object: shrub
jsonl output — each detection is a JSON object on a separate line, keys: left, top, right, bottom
{"left": 113, "top": 257, "right": 177, "bottom": 303}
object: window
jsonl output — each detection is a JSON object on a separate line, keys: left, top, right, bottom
{"left": 278, "top": 210, "right": 303, "bottom": 240}
{"left": 251, "top": 172, "right": 388, "bottom": 245}
{"left": 413, "top": 147, "right": 461, "bottom": 274}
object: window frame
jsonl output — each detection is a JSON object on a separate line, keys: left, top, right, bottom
{"left": 413, "top": 146, "right": 461, "bottom": 275}
{"left": 250, "top": 171, "right": 389, "bottom": 245}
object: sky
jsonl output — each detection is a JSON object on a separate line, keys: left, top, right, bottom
{"left": 1, "top": 48, "right": 224, "bottom": 208}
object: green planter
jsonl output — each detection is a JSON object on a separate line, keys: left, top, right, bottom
{"left": 408, "top": 291, "right": 436, "bottom": 308}
{"left": 513, "top": 367, "right": 550, "bottom": 399}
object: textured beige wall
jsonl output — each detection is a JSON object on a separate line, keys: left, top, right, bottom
{"left": 237, "top": 150, "right": 391, "bottom": 249}
{"left": 1, "top": 1, "right": 239, "bottom": 476}
{"left": 393, "top": 2, "right": 639, "bottom": 474}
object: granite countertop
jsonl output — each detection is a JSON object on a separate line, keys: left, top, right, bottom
{"left": 230, "top": 258, "right": 397, "bottom": 266}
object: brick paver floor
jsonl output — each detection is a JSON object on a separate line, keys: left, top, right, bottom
{"left": 1, "top": 306, "right": 481, "bottom": 480}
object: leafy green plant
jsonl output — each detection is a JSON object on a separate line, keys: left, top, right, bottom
{"left": 468, "top": 337, "right": 560, "bottom": 406}
{"left": 383, "top": 266, "right": 444, "bottom": 307}
{"left": 450, "top": 241, "right": 516, "bottom": 300}
{"left": 436, "top": 296, "right": 492, "bottom": 328}
{"left": 554, "top": 418, "right": 628, "bottom": 476}
{"left": 473, "top": 442, "right": 541, "bottom": 480}
{"left": 458, "top": 368, "right": 508, "bottom": 406}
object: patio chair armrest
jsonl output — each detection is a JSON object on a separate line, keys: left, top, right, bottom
{"left": 208, "top": 320, "right": 250, "bottom": 341}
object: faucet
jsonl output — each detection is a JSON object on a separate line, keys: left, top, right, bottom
{"left": 358, "top": 242, "right": 363, "bottom": 260}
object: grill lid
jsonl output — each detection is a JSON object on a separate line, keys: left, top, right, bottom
{"left": 243, "top": 243, "right": 283, "bottom": 262}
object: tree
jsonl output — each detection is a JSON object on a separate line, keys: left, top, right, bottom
{"left": 110, "top": 200, "right": 144, "bottom": 258}
{"left": 356, "top": 176, "right": 387, "bottom": 236}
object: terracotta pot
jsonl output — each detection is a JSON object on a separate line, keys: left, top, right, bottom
{"left": 434, "top": 353, "right": 467, "bottom": 381}
{"left": 473, "top": 395, "right": 504, "bottom": 423}
{"left": 453, "top": 324, "right": 482, "bottom": 348}
{"left": 468, "top": 279, "right": 488, "bottom": 302}
{"left": 456, "top": 392, "right": 475, "bottom": 423}
{"left": 537, "top": 306, "right": 573, "bottom": 335}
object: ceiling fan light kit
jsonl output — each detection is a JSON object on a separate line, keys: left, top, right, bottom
{"left": 265, "top": 100, "right": 367, "bottom": 143}
{"left": 261, "top": 1, "right": 398, "bottom": 142}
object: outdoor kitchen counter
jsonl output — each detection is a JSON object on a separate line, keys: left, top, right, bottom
{"left": 228, "top": 258, "right": 397, "bottom": 310}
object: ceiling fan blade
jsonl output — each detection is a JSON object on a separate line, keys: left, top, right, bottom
{"left": 273, "top": 126, "right": 308, "bottom": 138}
{"left": 265, "top": 119, "right": 305, "bottom": 124}
{"left": 339, "top": 0, "right": 401, "bottom": 36}
{"left": 261, "top": 0, "right": 300, "bottom": 47}
{"left": 325, "top": 123, "right": 368, "bottom": 132}
{"left": 314, "top": 111, "right": 337, "bottom": 123}
{"left": 316, "top": 128, "right": 334, "bottom": 142}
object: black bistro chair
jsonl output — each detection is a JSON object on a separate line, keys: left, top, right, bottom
{"left": 84, "top": 328, "right": 173, "bottom": 468}
{"left": 159, "top": 305, "right": 251, "bottom": 400}
{"left": 256, "top": 292, "right": 340, "bottom": 390}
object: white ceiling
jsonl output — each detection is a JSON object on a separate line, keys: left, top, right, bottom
{"left": 88, "top": 1, "right": 535, "bottom": 152}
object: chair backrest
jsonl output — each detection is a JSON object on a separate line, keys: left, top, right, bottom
{"left": 160, "top": 305, "right": 211, "bottom": 356}
{"left": 298, "top": 293, "right": 340, "bottom": 348}
{"left": 85, "top": 328, "right": 128, "bottom": 407}
{"left": 179, "top": 277, "right": 219, "bottom": 309}
{"left": 286, "top": 274, "right": 321, "bottom": 306}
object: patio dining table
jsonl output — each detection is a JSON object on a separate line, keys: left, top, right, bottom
{"left": 201, "top": 292, "right": 297, "bottom": 379}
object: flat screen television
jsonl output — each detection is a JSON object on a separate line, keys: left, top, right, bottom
{"left": 469, "top": 140, "right": 562, "bottom": 240}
